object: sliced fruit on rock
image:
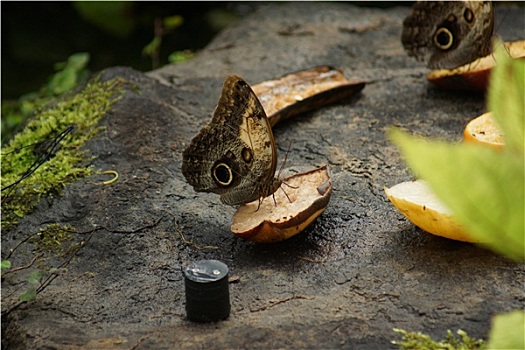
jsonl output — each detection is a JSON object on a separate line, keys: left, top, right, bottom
{"left": 231, "top": 165, "right": 332, "bottom": 243}
{"left": 385, "top": 179, "right": 484, "bottom": 243}
{"left": 252, "top": 65, "right": 366, "bottom": 127}
{"left": 427, "top": 40, "right": 525, "bottom": 93}
{"left": 463, "top": 112, "right": 504, "bottom": 150}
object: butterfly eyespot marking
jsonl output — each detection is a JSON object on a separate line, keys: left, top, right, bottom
{"left": 434, "top": 27, "right": 454, "bottom": 50}
{"left": 212, "top": 162, "right": 234, "bottom": 187}
{"left": 464, "top": 8, "right": 474, "bottom": 23}
{"left": 401, "top": 1, "right": 494, "bottom": 70}
{"left": 241, "top": 147, "right": 253, "bottom": 164}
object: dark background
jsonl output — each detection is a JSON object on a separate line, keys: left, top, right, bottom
{"left": 1, "top": 2, "right": 245, "bottom": 100}
{"left": 1, "top": 2, "right": 407, "bottom": 101}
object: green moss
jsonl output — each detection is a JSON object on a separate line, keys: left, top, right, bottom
{"left": 1, "top": 77, "right": 126, "bottom": 231}
{"left": 30, "top": 223, "right": 77, "bottom": 257}
{"left": 392, "top": 329, "right": 486, "bottom": 350}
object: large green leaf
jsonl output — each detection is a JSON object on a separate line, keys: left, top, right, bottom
{"left": 390, "top": 131, "right": 524, "bottom": 260}
{"left": 487, "top": 310, "right": 525, "bottom": 349}
{"left": 487, "top": 40, "right": 525, "bottom": 154}
{"left": 389, "top": 42, "right": 525, "bottom": 261}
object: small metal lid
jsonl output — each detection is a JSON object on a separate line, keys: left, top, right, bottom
{"left": 183, "top": 260, "right": 230, "bottom": 322}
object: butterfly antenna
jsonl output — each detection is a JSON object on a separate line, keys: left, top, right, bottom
{"left": 277, "top": 141, "right": 298, "bottom": 192}
{"left": 487, "top": 39, "right": 510, "bottom": 67}
{"left": 489, "top": 5, "right": 511, "bottom": 58}
{"left": 493, "top": 5, "right": 509, "bottom": 36}
{"left": 276, "top": 140, "right": 292, "bottom": 179}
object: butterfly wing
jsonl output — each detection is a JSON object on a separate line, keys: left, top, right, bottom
{"left": 401, "top": 1, "right": 493, "bottom": 70}
{"left": 182, "top": 75, "right": 280, "bottom": 206}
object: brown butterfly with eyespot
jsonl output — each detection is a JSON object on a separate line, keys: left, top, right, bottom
{"left": 182, "top": 75, "right": 282, "bottom": 206}
{"left": 401, "top": 1, "right": 494, "bottom": 70}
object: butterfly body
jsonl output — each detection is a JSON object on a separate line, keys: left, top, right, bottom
{"left": 182, "top": 75, "right": 281, "bottom": 206}
{"left": 401, "top": 1, "right": 494, "bottom": 70}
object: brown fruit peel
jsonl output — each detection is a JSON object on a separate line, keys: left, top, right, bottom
{"left": 252, "top": 65, "right": 366, "bottom": 127}
{"left": 231, "top": 165, "right": 332, "bottom": 243}
{"left": 427, "top": 40, "right": 525, "bottom": 92}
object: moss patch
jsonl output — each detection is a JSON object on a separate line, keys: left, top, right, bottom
{"left": 1, "top": 77, "right": 126, "bottom": 231}
{"left": 29, "top": 223, "right": 78, "bottom": 258}
{"left": 392, "top": 328, "right": 486, "bottom": 350}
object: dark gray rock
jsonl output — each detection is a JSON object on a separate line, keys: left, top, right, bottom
{"left": 2, "top": 3, "right": 524, "bottom": 349}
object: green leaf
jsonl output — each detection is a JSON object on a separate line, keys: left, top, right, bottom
{"left": 73, "top": 2, "right": 135, "bottom": 38}
{"left": 19, "top": 287, "right": 37, "bottom": 302}
{"left": 53, "top": 52, "right": 89, "bottom": 72}
{"left": 43, "top": 52, "right": 91, "bottom": 97}
{"left": 388, "top": 39, "right": 525, "bottom": 262}
{"left": 47, "top": 53, "right": 90, "bottom": 96}
{"left": 389, "top": 129, "right": 524, "bottom": 261}
{"left": 487, "top": 310, "right": 525, "bottom": 349}
{"left": 48, "top": 68, "right": 77, "bottom": 95}
{"left": 27, "top": 270, "right": 45, "bottom": 285}
{"left": 488, "top": 40, "right": 524, "bottom": 154}
{"left": 163, "top": 15, "right": 183, "bottom": 29}
{"left": 168, "top": 50, "right": 194, "bottom": 64}
{"left": 1, "top": 260, "right": 12, "bottom": 270}
{"left": 142, "top": 37, "right": 161, "bottom": 57}
{"left": 66, "top": 52, "right": 90, "bottom": 72}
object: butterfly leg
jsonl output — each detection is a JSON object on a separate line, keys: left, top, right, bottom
{"left": 279, "top": 185, "right": 293, "bottom": 204}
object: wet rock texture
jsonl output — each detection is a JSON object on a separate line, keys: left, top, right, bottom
{"left": 2, "top": 3, "right": 524, "bottom": 349}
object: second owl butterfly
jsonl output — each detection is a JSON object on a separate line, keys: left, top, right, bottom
{"left": 401, "top": 1, "right": 494, "bottom": 70}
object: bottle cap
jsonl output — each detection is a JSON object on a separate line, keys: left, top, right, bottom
{"left": 183, "top": 259, "right": 230, "bottom": 322}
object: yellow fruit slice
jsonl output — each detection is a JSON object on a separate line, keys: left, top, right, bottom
{"left": 385, "top": 180, "right": 483, "bottom": 243}
{"left": 463, "top": 112, "right": 505, "bottom": 150}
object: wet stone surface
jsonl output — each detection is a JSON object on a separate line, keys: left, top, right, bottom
{"left": 2, "top": 3, "right": 524, "bottom": 349}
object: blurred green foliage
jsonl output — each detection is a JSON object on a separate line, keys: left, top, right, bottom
{"left": 2, "top": 3, "right": 241, "bottom": 98}
{"left": 18, "top": 270, "right": 45, "bottom": 302}
{"left": 168, "top": 50, "right": 195, "bottom": 64}
{"left": 73, "top": 2, "right": 136, "bottom": 38}
{"left": 392, "top": 329, "right": 485, "bottom": 350}
{"left": 1, "top": 260, "right": 12, "bottom": 271}
{"left": 2, "top": 3, "right": 241, "bottom": 141}
{"left": 487, "top": 310, "right": 525, "bottom": 349}
{"left": 390, "top": 41, "right": 525, "bottom": 350}
{"left": 142, "top": 15, "right": 190, "bottom": 69}
{"left": 389, "top": 42, "right": 524, "bottom": 262}
{"left": 44, "top": 53, "right": 91, "bottom": 96}
{"left": 1, "top": 53, "right": 91, "bottom": 143}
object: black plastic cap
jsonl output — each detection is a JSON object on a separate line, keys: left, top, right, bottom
{"left": 183, "top": 259, "right": 230, "bottom": 323}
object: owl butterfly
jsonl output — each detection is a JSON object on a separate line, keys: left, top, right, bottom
{"left": 401, "top": 1, "right": 494, "bottom": 70}
{"left": 182, "top": 75, "right": 282, "bottom": 206}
